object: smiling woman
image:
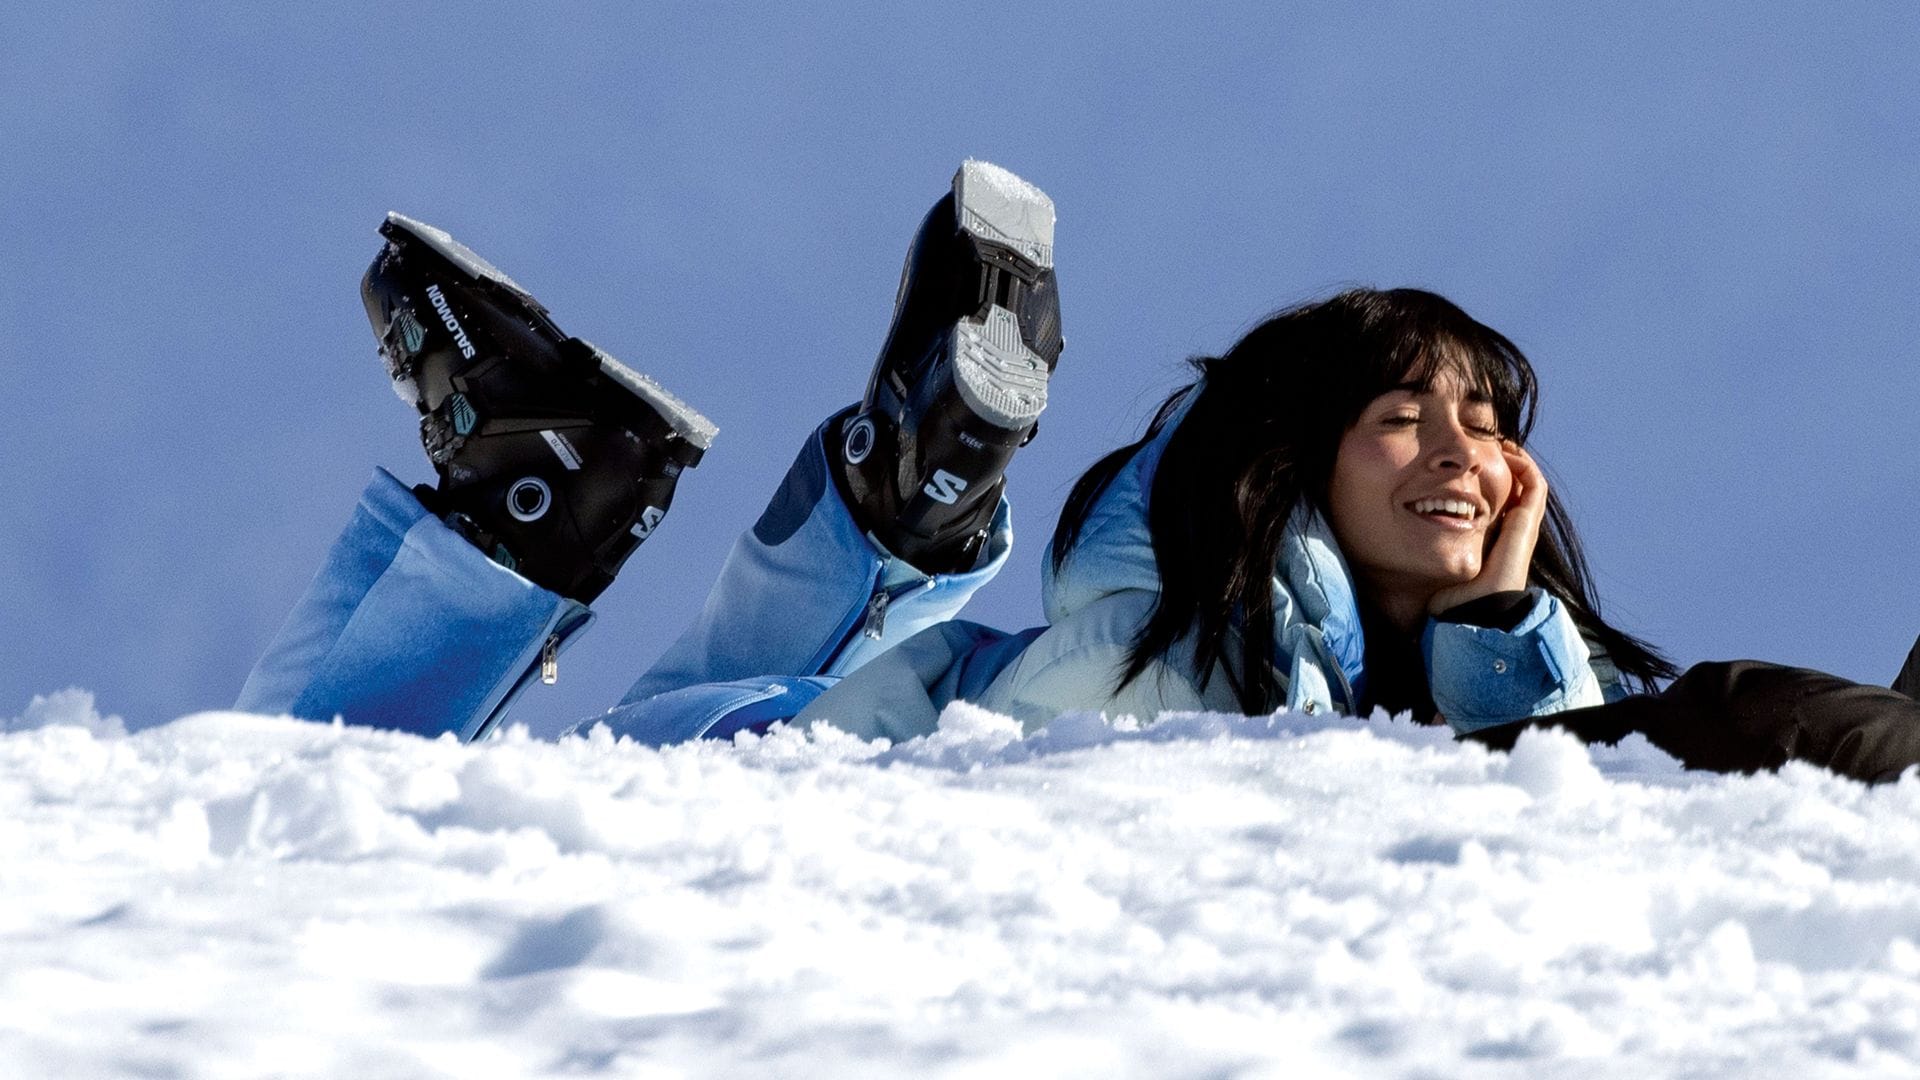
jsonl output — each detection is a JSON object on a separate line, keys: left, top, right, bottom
{"left": 1043, "top": 287, "right": 1674, "bottom": 731}
{"left": 1038, "top": 286, "right": 1920, "bottom": 780}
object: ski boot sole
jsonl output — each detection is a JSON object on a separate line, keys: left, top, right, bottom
{"left": 954, "top": 159, "right": 1055, "bottom": 272}
{"left": 948, "top": 160, "right": 1054, "bottom": 433}
{"left": 373, "top": 212, "right": 717, "bottom": 461}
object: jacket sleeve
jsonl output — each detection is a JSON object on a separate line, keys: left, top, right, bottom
{"left": 790, "top": 620, "right": 1046, "bottom": 742}
{"left": 972, "top": 591, "right": 1220, "bottom": 733}
{"left": 1422, "top": 588, "right": 1606, "bottom": 734}
{"left": 989, "top": 641, "right": 1213, "bottom": 733}
{"left": 235, "top": 468, "right": 593, "bottom": 741}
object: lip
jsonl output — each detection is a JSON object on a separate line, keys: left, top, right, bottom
{"left": 1402, "top": 491, "right": 1489, "bottom": 531}
{"left": 1406, "top": 507, "right": 1477, "bottom": 532}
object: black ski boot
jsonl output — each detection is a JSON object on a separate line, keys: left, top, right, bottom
{"left": 361, "top": 213, "right": 717, "bottom": 602}
{"left": 837, "top": 160, "right": 1063, "bottom": 574}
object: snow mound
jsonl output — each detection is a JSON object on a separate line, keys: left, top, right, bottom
{"left": 5, "top": 699, "right": 1919, "bottom": 1077}
{"left": 3, "top": 687, "right": 126, "bottom": 738}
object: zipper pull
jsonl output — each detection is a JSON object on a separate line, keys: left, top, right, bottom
{"left": 861, "top": 589, "right": 892, "bottom": 640}
{"left": 541, "top": 635, "right": 559, "bottom": 684}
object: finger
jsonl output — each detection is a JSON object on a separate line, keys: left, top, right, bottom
{"left": 1500, "top": 441, "right": 1538, "bottom": 483}
{"left": 1482, "top": 447, "right": 1546, "bottom": 587}
{"left": 1501, "top": 443, "right": 1548, "bottom": 513}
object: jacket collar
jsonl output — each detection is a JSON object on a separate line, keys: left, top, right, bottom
{"left": 1273, "top": 505, "right": 1367, "bottom": 706}
{"left": 1042, "top": 380, "right": 1368, "bottom": 703}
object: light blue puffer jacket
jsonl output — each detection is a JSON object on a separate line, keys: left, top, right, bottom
{"left": 793, "top": 385, "right": 1616, "bottom": 740}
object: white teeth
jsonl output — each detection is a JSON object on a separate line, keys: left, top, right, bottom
{"left": 1411, "top": 497, "right": 1476, "bottom": 519}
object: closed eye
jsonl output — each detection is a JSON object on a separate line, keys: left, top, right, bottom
{"left": 1462, "top": 407, "right": 1502, "bottom": 438}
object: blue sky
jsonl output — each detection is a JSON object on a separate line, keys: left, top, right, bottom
{"left": 4, "top": 3, "right": 1917, "bottom": 729}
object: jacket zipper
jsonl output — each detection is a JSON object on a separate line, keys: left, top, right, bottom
{"left": 811, "top": 562, "right": 885, "bottom": 674}
{"left": 860, "top": 578, "right": 936, "bottom": 641}
{"left": 817, "top": 573, "right": 937, "bottom": 672}
{"left": 1309, "top": 629, "right": 1357, "bottom": 713}
{"left": 467, "top": 607, "right": 589, "bottom": 743}
{"left": 861, "top": 589, "right": 892, "bottom": 640}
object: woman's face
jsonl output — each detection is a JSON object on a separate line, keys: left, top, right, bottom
{"left": 1327, "top": 369, "right": 1515, "bottom": 615}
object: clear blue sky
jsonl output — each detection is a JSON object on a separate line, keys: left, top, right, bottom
{"left": 5, "top": 3, "right": 1917, "bottom": 729}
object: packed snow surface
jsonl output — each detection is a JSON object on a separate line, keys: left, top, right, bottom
{"left": 6, "top": 690, "right": 1920, "bottom": 1078}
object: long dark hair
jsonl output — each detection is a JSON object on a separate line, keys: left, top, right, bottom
{"left": 1050, "top": 287, "right": 1674, "bottom": 714}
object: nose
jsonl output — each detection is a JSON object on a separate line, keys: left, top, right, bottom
{"left": 1426, "top": 418, "right": 1492, "bottom": 474}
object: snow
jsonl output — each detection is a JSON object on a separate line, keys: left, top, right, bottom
{"left": 6, "top": 691, "right": 1920, "bottom": 1077}
{"left": 961, "top": 158, "right": 1053, "bottom": 212}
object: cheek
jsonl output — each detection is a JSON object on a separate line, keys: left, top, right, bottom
{"left": 1485, "top": 460, "right": 1515, "bottom": 512}
{"left": 1327, "top": 437, "right": 1383, "bottom": 525}
{"left": 1327, "top": 434, "right": 1409, "bottom": 563}
{"left": 1331, "top": 434, "right": 1399, "bottom": 498}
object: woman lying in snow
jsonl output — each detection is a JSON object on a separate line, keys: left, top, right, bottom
{"left": 238, "top": 162, "right": 1920, "bottom": 782}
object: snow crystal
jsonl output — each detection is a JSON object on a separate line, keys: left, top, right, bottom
{"left": 4, "top": 698, "right": 1920, "bottom": 1077}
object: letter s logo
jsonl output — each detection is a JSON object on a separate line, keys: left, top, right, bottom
{"left": 629, "top": 505, "right": 666, "bottom": 541}
{"left": 922, "top": 469, "right": 968, "bottom": 505}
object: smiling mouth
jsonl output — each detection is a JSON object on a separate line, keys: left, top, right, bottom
{"left": 1406, "top": 496, "right": 1480, "bottom": 530}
